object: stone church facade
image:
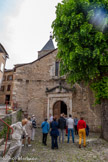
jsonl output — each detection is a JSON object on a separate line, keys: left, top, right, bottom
{"left": 10, "top": 36, "right": 101, "bottom": 131}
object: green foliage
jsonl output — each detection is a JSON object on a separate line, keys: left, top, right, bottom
{"left": 17, "top": 110, "right": 22, "bottom": 121}
{"left": 90, "top": 76, "right": 108, "bottom": 104}
{"left": 0, "top": 118, "right": 12, "bottom": 139}
{"left": 52, "top": 0, "right": 108, "bottom": 104}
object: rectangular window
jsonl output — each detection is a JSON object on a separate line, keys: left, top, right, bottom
{"left": 55, "top": 62, "right": 59, "bottom": 76}
{"left": 7, "top": 75, "right": 13, "bottom": 81}
{"left": 7, "top": 85, "right": 11, "bottom": 91}
{"left": 3, "top": 75, "right": 6, "bottom": 81}
{"left": 0, "top": 86, "right": 5, "bottom": 91}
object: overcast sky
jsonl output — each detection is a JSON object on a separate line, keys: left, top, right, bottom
{"left": 0, "top": 0, "right": 62, "bottom": 69}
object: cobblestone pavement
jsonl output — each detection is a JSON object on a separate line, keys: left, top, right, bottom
{"left": 19, "top": 129, "right": 108, "bottom": 162}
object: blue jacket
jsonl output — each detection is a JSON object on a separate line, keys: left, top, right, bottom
{"left": 50, "top": 121, "right": 59, "bottom": 136}
{"left": 41, "top": 121, "right": 50, "bottom": 133}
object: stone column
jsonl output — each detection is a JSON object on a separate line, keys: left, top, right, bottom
{"left": 47, "top": 97, "right": 50, "bottom": 120}
{"left": 69, "top": 96, "right": 72, "bottom": 115}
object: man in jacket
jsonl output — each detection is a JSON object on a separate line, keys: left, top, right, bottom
{"left": 77, "top": 117, "right": 86, "bottom": 148}
{"left": 58, "top": 114, "right": 66, "bottom": 143}
{"left": 41, "top": 118, "right": 50, "bottom": 146}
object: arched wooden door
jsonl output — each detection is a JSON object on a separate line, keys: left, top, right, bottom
{"left": 53, "top": 101, "right": 67, "bottom": 119}
{"left": 53, "top": 101, "right": 61, "bottom": 120}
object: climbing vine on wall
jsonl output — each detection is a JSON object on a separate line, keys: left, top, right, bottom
{"left": 90, "top": 76, "right": 108, "bottom": 104}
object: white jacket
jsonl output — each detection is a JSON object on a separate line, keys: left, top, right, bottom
{"left": 67, "top": 118, "right": 74, "bottom": 129}
{"left": 11, "top": 122, "right": 27, "bottom": 140}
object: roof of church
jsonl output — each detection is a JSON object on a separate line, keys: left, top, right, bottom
{"left": 0, "top": 43, "right": 9, "bottom": 58}
{"left": 41, "top": 35, "right": 55, "bottom": 51}
{"left": 14, "top": 48, "right": 57, "bottom": 69}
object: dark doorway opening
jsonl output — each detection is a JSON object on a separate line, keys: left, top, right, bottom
{"left": 5, "top": 95, "right": 10, "bottom": 104}
{"left": 53, "top": 101, "right": 67, "bottom": 119}
{"left": 61, "top": 101, "right": 67, "bottom": 115}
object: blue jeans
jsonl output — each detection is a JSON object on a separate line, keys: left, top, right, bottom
{"left": 68, "top": 128, "right": 74, "bottom": 143}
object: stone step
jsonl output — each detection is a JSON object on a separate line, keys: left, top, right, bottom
{"left": 0, "top": 111, "right": 6, "bottom": 114}
{"left": 0, "top": 141, "right": 11, "bottom": 162}
{"left": 0, "top": 155, "right": 11, "bottom": 162}
{"left": 0, "top": 143, "right": 10, "bottom": 157}
{"left": 0, "top": 139, "right": 4, "bottom": 146}
{"left": 0, "top": 115, "right": 5, "bottom": 118}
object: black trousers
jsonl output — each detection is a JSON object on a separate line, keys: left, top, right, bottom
{"left": 42, "top": 133, "right": 48, "bottom": 145}
{"left": 51, "top": 135, "right": 58, "bottom": 149}
{"left": 74, "top": 125, "right": 78, "bottom": 135}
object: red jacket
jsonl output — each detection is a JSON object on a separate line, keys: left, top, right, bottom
{"left": 77, "top": 120, "right": 86, "bottom": 130}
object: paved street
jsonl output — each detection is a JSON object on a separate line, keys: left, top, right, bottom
{"left": 19, "top": 129, "right": 108, "bottom": 162}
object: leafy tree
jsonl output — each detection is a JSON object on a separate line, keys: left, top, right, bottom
{"left": 52, "top": 0, "right": 108, "bottom": 140}
{"left": 52, "top": 0, "right": 108, "bottom": 104}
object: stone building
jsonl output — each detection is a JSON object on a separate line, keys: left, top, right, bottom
{"left": 0, "top": 43, "right": 9, "bottom": 87}
{"left": 9, "top": 35, "right": 101, "bottom": 131}
{"left": 0, "top": 69, "right": 14, "bottom": 104}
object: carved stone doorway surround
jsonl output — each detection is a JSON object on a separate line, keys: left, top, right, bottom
{"left": 47, "top": 93, "right": 72, "bottom": 120}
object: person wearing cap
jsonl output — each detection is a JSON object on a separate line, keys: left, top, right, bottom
{"left": 31, "top": 114, "right": 35, "bottom": 121}
{"left": 6, "top": 119, "right": 28, "bottom": 159}
{"left": 31, "top": 116, "right": 36, "bottom": 141}
{"left": 41, "top": 118, "right": 50, "bottom": 146}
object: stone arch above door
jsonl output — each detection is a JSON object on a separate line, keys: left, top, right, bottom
{"left": 47, "top": 93, "right": 72, "bottom": 119}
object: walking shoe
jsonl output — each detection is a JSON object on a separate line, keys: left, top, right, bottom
{"left": 22, "top": 144, "right": 24, "bottom": 147}
{"left": 28, "top": 144, "right": 31, "bottom": 147}
{"left": 83, "top": 145, "right": 86, "bottom": 147}
{"left": 79, "top": 144, "right": 81, "bottom": 148}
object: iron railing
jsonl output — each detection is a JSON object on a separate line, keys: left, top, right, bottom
{"left": 0, "top": 118, "right": 13, "bottom": 156}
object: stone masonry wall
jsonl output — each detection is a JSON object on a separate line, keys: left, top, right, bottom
{"left": 12, "top": 50, "right": 58, "bottom": 125}
{"left": 12, "top": 50, "right": 101, "bottom": 131}
{"left": 72, "top": 83, "right": 101, "bottom": 132}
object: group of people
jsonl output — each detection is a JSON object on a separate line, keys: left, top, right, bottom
{"left": 41, "top": 113, "right": 89, "bottom": 149}
{"left": 6, "top": 113, "right": 89, "bottom": 160}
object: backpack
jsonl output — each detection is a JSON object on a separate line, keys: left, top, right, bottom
{"left": 32, "top": 120, "right": 36, "bottom": 128}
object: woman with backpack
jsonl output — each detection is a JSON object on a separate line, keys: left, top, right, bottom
{"left": 31, "top": 115, "right": 36, "bottom": 141}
